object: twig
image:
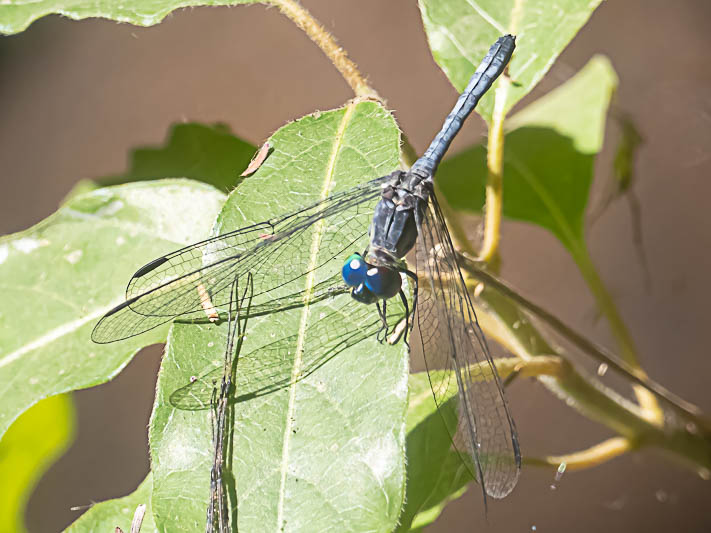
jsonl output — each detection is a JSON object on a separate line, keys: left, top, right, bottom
{"left": 571, "top": 246, "right": 663, "bottom": 423}
{"left": 525, "top": 437, "right": 632, "bottom": 471}
{"left": 457, "top": 251, "right": 706, "bottom": 424}
{"left": 471, "top": 277, "right": 711, "bottom": 474}
{"left": 478, "top": 76, "right": 511, "bottom": 263}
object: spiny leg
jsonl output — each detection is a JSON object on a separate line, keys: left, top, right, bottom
{"left": 397, "top": 289, "right": 410, "bottom": 347}
{"left": 375, "top": 301, "right": 387, "bottom": 343}
{"left": 403, "top": 268, "right": 418, "bottom": 337}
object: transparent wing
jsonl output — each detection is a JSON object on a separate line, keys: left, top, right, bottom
{"left": 92, "top": 175, "right": 390, "bottom": 343}
{"left": 170, "top": 293, "right": 407, "bottom": 410}
{"left": 414, "top": 192, "right": 520, "bottom": 499}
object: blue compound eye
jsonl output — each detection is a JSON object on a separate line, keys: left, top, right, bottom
{"left": 351, "top": 283, "right": 378, "bottom": 304}
{"left": 364, "top": 266, "right": 401, "bottom": 299}
{"left": 342, "top": 253, "right": 368, "bottom": 287}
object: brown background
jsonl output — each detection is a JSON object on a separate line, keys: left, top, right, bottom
{"left": 2, "top": 0, "right": 710, "bottom": 531}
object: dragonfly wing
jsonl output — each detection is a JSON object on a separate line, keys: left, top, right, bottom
{"left": 414, "top": 192, "right": 520, "bottom": 499}
{"left": 92, "top": 176, "right": 388, "bottom": 343}
{"left": 170, "top": 293, "right": 407, "bottom": 410}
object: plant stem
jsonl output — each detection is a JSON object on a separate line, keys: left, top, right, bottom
{"left": 484, "top": 355, "right": 564, "bottom": 381}
{"left": 525, "top": 437, "right": 632, "bottom": 471}
{"left": 572, "top": 244, "right": 663, "bottom": 424}
{"left": 478, "top": 77, "right": 510, "bottom": 263}
{"left": 457, "top": 252, "right": 705, "bottom": 423}
{"left": 473, "top": 286, "right": 711, "bottom": 473}
{"left": 268, "top": 0, "right": 379, "bottom": 99}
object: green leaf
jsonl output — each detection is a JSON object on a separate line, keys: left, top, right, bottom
{"left": 396, "top": 373, "right": 471, "bottom": 532}
{"left": 0, "top": 0, "right": 258, "bottom": 35}
{"left": 0, "top": 395, "right": 75, "bottom": 533}
{"left": 149, "top": 101, "right": 408, "bottom": 532}
{"left": 418, "top": 0, "right": 604, "bottom": 121}
{"left": 100, "top": 123, "right": 256, "bottom": 192}
{"left": 437, "top": 56, "right": 618, "bottom": 256}
{"left": 0, "top": 180, "right": 225, "bottom": 440}
{"left": 66, "top": 474, "right": 156, "bottom": 533}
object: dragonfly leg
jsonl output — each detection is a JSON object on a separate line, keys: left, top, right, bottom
{"left": 402, "top": 268, "right": 418, "bottom": 332}
{"left": 398, "top": 289, "right": 410, "bottom": 347}
{"left": 375, "top": 301, "right": 388, "bottom": 343}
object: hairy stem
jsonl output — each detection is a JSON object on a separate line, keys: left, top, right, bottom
{"left": 268, "top": 0, "right": 378, "bottom": 99}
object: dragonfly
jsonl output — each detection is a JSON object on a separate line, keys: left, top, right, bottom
{"left": 93, "top": 34, "right": 520, "bottom": 506}
{"left": 176, "top": 277, "right": 409, "bottom": 532}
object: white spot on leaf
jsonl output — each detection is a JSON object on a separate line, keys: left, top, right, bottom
{"left": 96, "top": 200, "right": 124, "bottom": 217}
{"left": 0, "top": 245, "right": 7, "bottom": 264}
{"left": 364, "top": 435, "right": 398, "bottom": 481}
{"left": 64, "top": 250, "right": 83, "bottom": 264}
{"left": 12, "top": 237, "right": 49, "bottom": 253}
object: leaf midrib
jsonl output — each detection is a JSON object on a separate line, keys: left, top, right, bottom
{"left": 275, "top": 102, "right": 357, "bottom": 530}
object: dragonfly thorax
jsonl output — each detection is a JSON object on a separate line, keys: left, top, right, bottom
{"left": 369, "top": 170, "right": 429, "bottom": 261}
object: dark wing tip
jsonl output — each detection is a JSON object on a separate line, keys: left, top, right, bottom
{"left": 90, "top": 296, "right": 143, "bottom": 344}
{"left": 133, "top": 256, "right": 169, "bottom": 278}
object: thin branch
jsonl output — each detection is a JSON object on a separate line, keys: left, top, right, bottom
{"left": 478, "top": 76, "right": 511, "bottom": 263}
{"left": 470, "top": 277, "right": 711, "bottom": 473}
{"left": 268, "top": 0, "right": 379, "bottom": 99}
{"left": 456, "top": 252, "right": 706, "bottom": 425}
{"left": 525, "top": 437, "right": 632, "bottom": 471}
{"left": 480, "top": 355, "right": 564, "bottom": 381}
{"left": 462, "top": 341, "right": 710, "bottom": 473}
{"left": 572, "top": 246, "right": 663, "bottom": 423}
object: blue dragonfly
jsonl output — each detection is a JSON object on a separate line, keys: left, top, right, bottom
{"left": 93, "top": 35, "right": 521, "bottom": 503}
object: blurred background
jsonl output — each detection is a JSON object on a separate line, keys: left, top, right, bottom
{"left": 1, "top": 0, "right": 710, "bottom": 531}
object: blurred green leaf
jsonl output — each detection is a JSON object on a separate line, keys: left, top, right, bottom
{"left": 437, "top": 56, "right": 618, "bottom": 256}
{"left": 396, "top": 373, "right": 471, "bottom": 533}
{"left": 418, "top": 0, "right": 604, "bottom": 121}
{"left": 0, "top": 0, "right": 258, "bottom": 35}
{"left": 100, "top": 123, "right": 256, "bottom": 192}
{"left": 0, "top": 180, "right": 225, "bottom": 440}
{"left": 66, "top": 474, "right": 156, "bottom": 533}
{"left": 0, "top": 395, "right": 75, "bottom": 533}
{"left": 149, "top": 101, "right": 409, "bottom": 532}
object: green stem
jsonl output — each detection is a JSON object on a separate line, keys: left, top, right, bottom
{"left": 572, "top": 244, "right": 663, "bottom": 422}
{"left": 478, "top": 76, "right": 511, "bottom": 264}
{"left": 457, "top": 253, "right": 704, "bottom": 421}
{"left": 525, "top": 437, "right": 632, "bottom": 471}
{"left": 473, "top": 283, "right": 711, "bottom": 474}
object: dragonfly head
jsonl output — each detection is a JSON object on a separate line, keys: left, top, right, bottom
{"left": 341, "top": 253, "right": 401, "bottom": 303}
